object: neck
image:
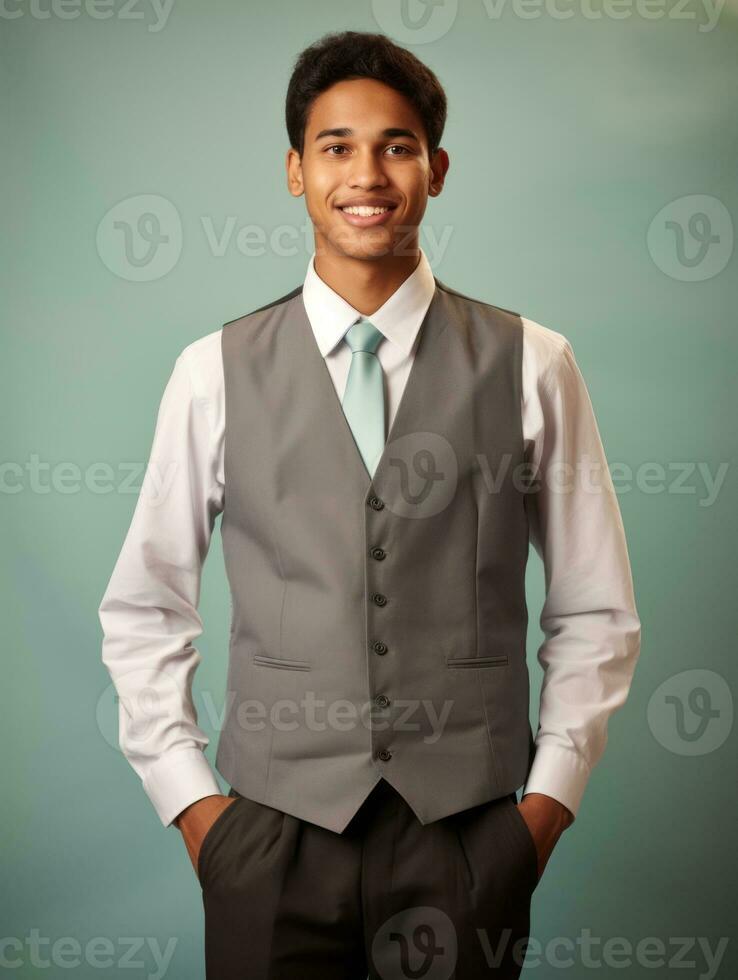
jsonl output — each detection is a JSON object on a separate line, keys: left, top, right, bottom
{"left": 312, "top": 243, "right": 421, "bottom": 316}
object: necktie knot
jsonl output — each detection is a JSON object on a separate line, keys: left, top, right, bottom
{"left": 344, "top": 319, "right": 384, "bottom": 355}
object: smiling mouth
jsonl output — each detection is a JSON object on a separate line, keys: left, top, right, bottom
{"left": 339, "top": 205, "right": 396, "bottom": 216}
{"left": 336, "top": 204, "right": 398, "bottom": 227}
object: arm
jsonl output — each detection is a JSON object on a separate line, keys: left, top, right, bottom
{"left": 517, "top": 328, "right": 642, "bottom": 870}
{"left": 98, "top": 345, "right": 227, "bottom": 835}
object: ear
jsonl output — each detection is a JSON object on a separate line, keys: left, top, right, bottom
{"left": 286, "top": 147, "right": 305, "bottom": 198}
{"left": 428, "top": 147, "right": 450, "bottom": 199}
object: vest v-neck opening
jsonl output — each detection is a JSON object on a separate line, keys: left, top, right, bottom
{"left": 296, "top": 284, "right": 447, "bottom": 492}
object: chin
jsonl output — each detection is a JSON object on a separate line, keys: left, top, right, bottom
{"left": 328, "top": 230, "right": 398, "bottom": 260}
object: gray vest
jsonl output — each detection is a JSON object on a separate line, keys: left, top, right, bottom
{"left": 216, "top": 279, "right": 535, "bottom": 833}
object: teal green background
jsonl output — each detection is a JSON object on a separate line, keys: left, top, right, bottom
{"left": 2, "top": 0, "right": 736, "bottom": 976}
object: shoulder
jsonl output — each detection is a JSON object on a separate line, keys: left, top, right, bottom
{"left": 172, "top": 283, "right": 304, "bottom": 396}
{"left": 519, "top": 315, "right": 573, "bottom": 391}
{"left": 433, "top": 278, "right": 520, "bottom": 322}
{"left": 223, "top": 284, "right": 304, "bottom": 332}
{"left": 176, "top": 327, "right": 223, "bottom": 403}
{"left": 433, "top": 279, "right": 573, "bottom": 380}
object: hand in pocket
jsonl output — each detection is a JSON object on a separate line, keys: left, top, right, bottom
{"left": 175, "top": 795, "right": 240, "bottom": 879}
{"left": 514, "top": 793, "right": 573, "bottom": 883}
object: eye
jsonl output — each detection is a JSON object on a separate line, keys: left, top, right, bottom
{"left": 323, "top": 144, "right": 412, "bottom": 156}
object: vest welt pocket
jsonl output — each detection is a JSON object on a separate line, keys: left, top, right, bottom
{"left": 252, "top": 654, "right": 312, "bottom": 671}
{"left": 446, "top": 655, "right": 509, "bottom": 669}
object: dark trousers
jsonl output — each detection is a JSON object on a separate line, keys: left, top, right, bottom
{"left": 198, "top": 778, "right": 539, "bottom": 978}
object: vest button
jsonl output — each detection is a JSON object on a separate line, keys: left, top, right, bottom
{"left": 377, "top": 749, "right": 392, "bottom": 762}
{"left": 370, "top": 547, "right": 386, "bottom": 561}
{"left": 368, "top": 496, "right": 385, "bottom": 511}
{"left": 372, "top": 641, "right": 388, "bottom": 655}
{"left": 375, "top": 694, "right": 390, "bottom": 709}
{"left": 371, "top": 592, "right": 388, "bottom": 607}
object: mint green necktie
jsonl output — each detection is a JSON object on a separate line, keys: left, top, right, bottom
{"left": 341, "top": 319, "right": 386, "bottom": 477}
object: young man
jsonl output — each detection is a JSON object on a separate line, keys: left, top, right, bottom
{"left": 99, "top": 30, "right": 641, "bottom": 979}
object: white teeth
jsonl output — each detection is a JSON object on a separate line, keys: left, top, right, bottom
{"left": 341, "top": 206, "right": 391, "bottom": 216}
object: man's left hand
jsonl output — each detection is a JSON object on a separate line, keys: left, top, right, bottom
{"left": 515, "top": 792, "right": 574, "bottom": 882}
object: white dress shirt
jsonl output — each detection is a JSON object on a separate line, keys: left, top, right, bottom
{"left": 99, "top": 247, "right": 641, "bottom": 829}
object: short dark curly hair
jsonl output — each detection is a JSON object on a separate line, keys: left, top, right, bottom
{"left": 285, "top": 30, "right": 448, "bottom": 158}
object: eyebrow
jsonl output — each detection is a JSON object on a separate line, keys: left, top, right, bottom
{"left": 314, "top": 127, "right": 420, "bottom": 143}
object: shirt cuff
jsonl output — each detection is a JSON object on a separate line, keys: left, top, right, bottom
{"left": 142, "top": 748, "right": 223, "bottom": 828}
{"left": 522, "top": 743, "right": 592, "bottom": 822}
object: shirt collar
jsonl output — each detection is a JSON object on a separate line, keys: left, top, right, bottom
{"left": 302, "top": 247, "right": 436, "bottom": 358}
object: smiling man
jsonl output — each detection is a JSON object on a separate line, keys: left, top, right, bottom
{"left": 99, "top": 29, "right": 641, "bottom": 979}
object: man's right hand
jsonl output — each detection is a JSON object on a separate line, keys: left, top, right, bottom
{"left": 174, "top": 794, "right": 238, "bottom": 877}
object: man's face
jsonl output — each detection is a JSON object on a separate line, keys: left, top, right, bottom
{"left": 287, "top": 77, "right": 447, "bottom": 261}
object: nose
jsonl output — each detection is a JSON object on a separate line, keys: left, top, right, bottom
{"left": 346, "top": 148, "right": 389, "bottom": 189}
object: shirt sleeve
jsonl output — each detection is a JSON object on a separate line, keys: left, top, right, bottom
{"left": 98, "top": 348, "right": 224, "bottom": 828}
{"left": 521, "top": 334, "right": 642, "bottom": 820}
